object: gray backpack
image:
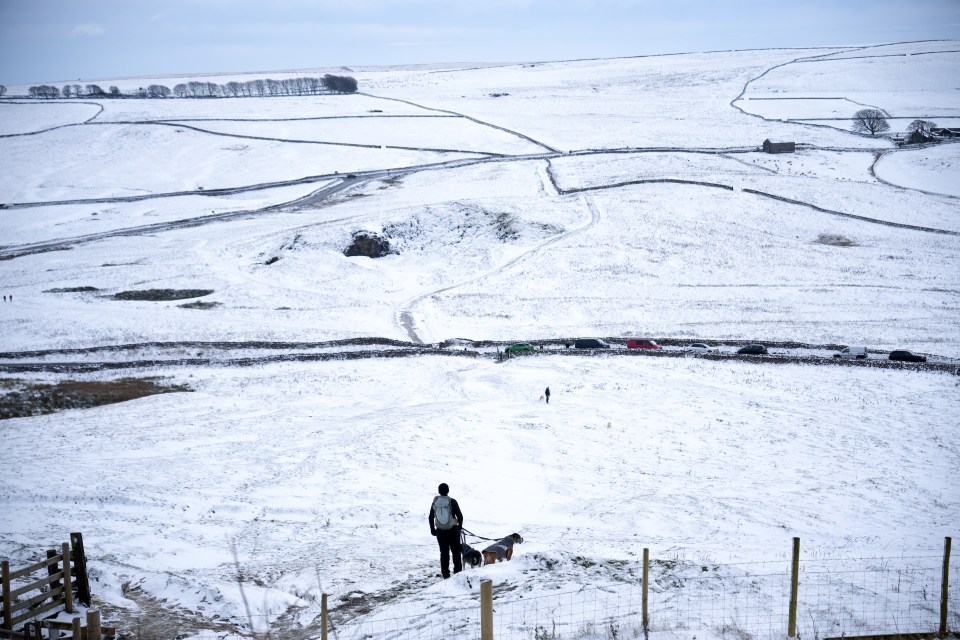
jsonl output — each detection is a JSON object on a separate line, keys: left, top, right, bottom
{"left": 433, "top": 495, "right": 458, "bottom": 529}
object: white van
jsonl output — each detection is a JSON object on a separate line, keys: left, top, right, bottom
{"left": 834, "top": 346, "right": 868, "bottom": 360}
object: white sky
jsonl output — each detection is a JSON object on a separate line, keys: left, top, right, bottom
{"left": 2, "top": 0, "right": 960, "bottom": 85}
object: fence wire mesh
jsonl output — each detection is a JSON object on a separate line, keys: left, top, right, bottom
{"left": 492, "top": 584, "right": 645, "bottom": 640}
{"left": 794, "top": 555, "right": 949, "bottom": 638}
{"left": 330, "top": 601, "right": 480, "bottom": 640}
{"left": 646, "top": 560, "right": 791, "bottom": 640}
{"left": 331, "top": 549, "right": 955, "bottom": 640}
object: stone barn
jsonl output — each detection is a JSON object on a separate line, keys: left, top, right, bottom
{"left": 762, "top": 139, "right": 796, "bottom": 154}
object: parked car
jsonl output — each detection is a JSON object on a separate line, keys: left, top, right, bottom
{"left": 504, "top": 343, "right": 534, "bottom": 353}
{"left": 627, "top": 339, "right": 661, "bottom": 349}
{"left": 834, "top": 346, "right": 868, "bottom": 360}
{"left": 688, "top": 343, "right": 716, "bottom": 353}
{"left": 573, "top": 338, "right": 610, "bottom": 349}
{"left": 889, "top": 350, "right": 926, "bottom": 362}
{"left": 737, "top": 344, "right": 768, "bottom": 355}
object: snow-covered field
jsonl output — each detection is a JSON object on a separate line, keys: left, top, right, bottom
{"left": 736, "top": 41, "right": 960, "bottom": 120}
{"left": 875, "top": 143, "right": 960, "bottom": 197}
{"left": 1, "top": 41, "right": 958, "bottom": 640}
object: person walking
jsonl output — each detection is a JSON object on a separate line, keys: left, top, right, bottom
{"left": 428, "top": 483, "right": 464, "bottom": 578}
{"left": 544, "top": 387, "right": 551, "bottom": 404}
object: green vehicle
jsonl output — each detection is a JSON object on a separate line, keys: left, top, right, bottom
{"left": 504, "top": 343, "right": 535, "bottom": 353}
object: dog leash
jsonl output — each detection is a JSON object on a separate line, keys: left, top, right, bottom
{"left": 460, "top": 527, "right": 498, "bottom": 542}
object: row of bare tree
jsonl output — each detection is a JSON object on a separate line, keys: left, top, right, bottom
{"left": 29, "top": 83, "right": 119, "bottom": 99}
{"left": 22, "top": 75, "right": 358, "bottom": 100}
{"left": 171, "top": 75, "right": 358, "bottom": 97}
{"left": 852, "top": 109, "right": 941, "bottom": 143}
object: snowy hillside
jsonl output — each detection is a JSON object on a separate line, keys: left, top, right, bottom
{"left": 1, "top": 41, "right": 958, "bottom": 640}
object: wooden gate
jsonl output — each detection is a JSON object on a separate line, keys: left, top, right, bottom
{"left": 0, "top": 533, "right": 102, "bottom": 638}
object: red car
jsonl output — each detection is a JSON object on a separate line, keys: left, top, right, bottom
{"left": 627, "top": 339, "right": 661, "bottom": 349}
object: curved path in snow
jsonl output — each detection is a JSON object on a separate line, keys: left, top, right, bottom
{"left": 397, "top": 192, "right": 601, "bottom": 344}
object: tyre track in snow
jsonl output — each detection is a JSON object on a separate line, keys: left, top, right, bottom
{"left": 0, "top": 178, "right": 358, "bottom": 260}
{"left": 0, "top": 170, "right": 342, "bottom": 210}
{"left": 397, "top": 193, "right": 601, "bottom": 344}
{"left": 0, "top": 157, "right": 525, "bottom": 258}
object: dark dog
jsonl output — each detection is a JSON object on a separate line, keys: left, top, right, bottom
{"left": 461, "top": 542, "right": 483, "bottom": 568}
{"left": 482, "top": 533, "right": 523, "bottom": 565}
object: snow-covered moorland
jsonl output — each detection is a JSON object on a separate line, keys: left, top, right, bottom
{"left": 1, "top": 41, "right": 958, "bottom": 640}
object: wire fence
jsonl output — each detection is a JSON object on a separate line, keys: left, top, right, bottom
{"left": 795, "top": 556, "right": 952, "bottom": 638}
{"left": 330, "top": 602, "right": 480, "bottom": 640}
{"left": 331, "top": 542, "right": 956, "bottom": 640}
{"left": 492, "top": 585, "right": 645, "bottom": 640}
{"left": 647, "top": 560, "right": 791, "bottom": 639}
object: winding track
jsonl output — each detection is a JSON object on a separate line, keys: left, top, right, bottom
{"left": 397, "top": 192, "right": 602, "bottom": 343}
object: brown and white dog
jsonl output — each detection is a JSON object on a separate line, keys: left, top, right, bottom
{"left": 482, "top": 533, "right": 523, "bottom": 565}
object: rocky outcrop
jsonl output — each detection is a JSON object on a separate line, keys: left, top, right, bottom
{"left": 345, "top": 232, "right": 392, "bottom": 258}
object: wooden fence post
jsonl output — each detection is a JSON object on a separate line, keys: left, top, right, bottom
{"left": 321, "top": 593, "right": 328, "bottom": 640}
{"left": 2, "top": 560, "right": 11, "bottom": 630}
{"left": 71, "top": 617, "right": 81, "bottom": 639}
{"left": 61, "top": 543, "right": 73, "bottom": 614}
{"left": 480, "top": 579, "right": 493, "bottom": 640}
{"left": 788, "top": 537, "right": 800, "bottom": 638}
{"left": 46, "top": 550, "right": 60, "bottom": 589}
{"left": 642, "top": 548, "right": 650, "bottom": 630}
{"left": 22, "top": 621, "right": 41, "bottom": 639}
{"left": 71, "top": 533, "right": 91, "bottom": 607}
{"left": 87, "top": 609, "right": 101, "bottom": 640}
{"left": 941, "top": 536, "right": 952, "bottom": 639}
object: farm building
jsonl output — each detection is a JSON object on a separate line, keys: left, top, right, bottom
{"left": 762, "top": 139, "right": 795, "bottom": 153}
{"left": 931, "top": 127, "right": 960, "bottom": 138}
